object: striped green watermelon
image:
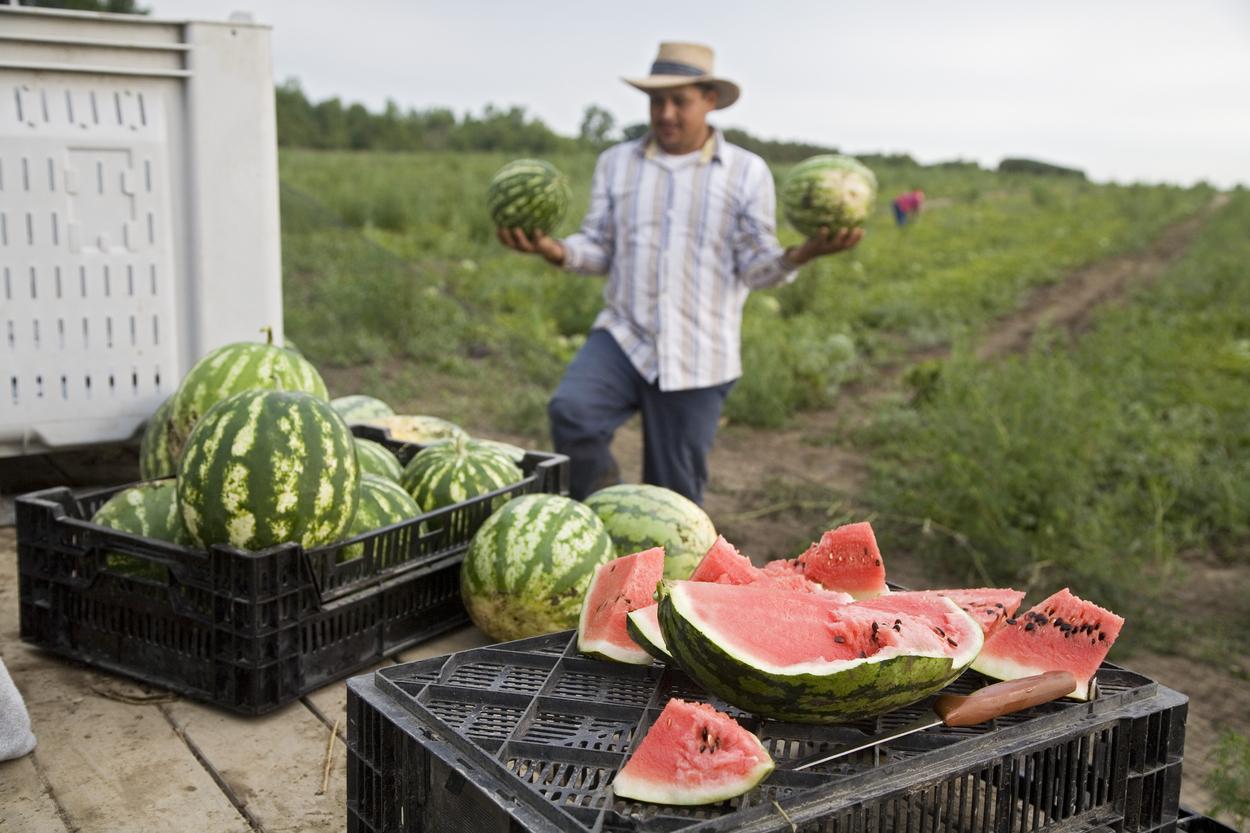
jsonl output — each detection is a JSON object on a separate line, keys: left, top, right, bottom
{"left": 168, "top": 340, "right": 328, "bottom": 462}
{"left": 488, "top": 159, "right": 571, "bottom": 235}
{"left": 658, "top": 581, "right": 977, "bottom": 723}
{"left": 177, "top": 390, "right": 359, "bottom": 550}
{"left": 583, "top": 484, "right": 717, "bottom": 579}
{"left": 400, "top": 436, "right": 523, "bottom": 512}
{"left": 461, "top": 494, "right": 614, "bottom": 641}
{"left": 780, "top": 154, "right": 878, "bottom": 237}
{"left": 354, "top": 437, "right": 403, "bottom": 483}
{"left": 577, "top": 547, "right": 666, "bottom": 664}
{"left": 336, "top": 473, "right": 421, "bottom": 563}
{"left": 331, "top": 394, "right": 395, "bottom": 424}
{"left": 138, "top": 395, "right": 176, "bottom": 480}
{"left": 92, "top": 481, "right": 191, "bottom": 578}
{"left": 625, "top": 604, "right": 672, "bottom": 663}
{"left": 365, "top": 414, "right": 467, "bottom": 445}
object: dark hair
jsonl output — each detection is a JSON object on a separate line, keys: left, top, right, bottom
{"left": 696, "top": 82, "right": 717, "bottom": 96}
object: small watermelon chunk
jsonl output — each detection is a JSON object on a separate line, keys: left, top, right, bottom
{"left": 688, "top": 537, "right": 851, "bottom": 599}
{"left": 613, "top": 698, "right": 774, "bottom": 805}
{"left": 971, "top": 588, "right": 1124, "bottom": 700}
{"left": 855, "top": 592, "right": 984, "bottom": 671}
{"left": 795, "top": 521, "right": 889, "bottom": 599}
{"left": 932, "top": 588, "right": 1026, "bottom": 638}
{"left": 626, "top": 604, "right": 673, "bottom": 663}
{"left": 578, "top": 548, "right": 667, "bottom": 664}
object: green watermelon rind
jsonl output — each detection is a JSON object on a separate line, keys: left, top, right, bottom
{"left": 138, "top": 395, "right": 177, "bottom": 480}
{"left": 336, "top": 473, "right": 422, "bottom": 563}
{"left": 354, "top": 437, "right": 404, "bottom": 483}
{"left": 331, "top": 394, "right": 396, "bottom": 424}
{"left": 583, "top": 484, "right": 717, "bottom": 580}
{"left": 625, "top": 606, "right": 673, "bottom": 664}
{"left": 658, "top": 582, "right": 960, "bottom": 723}
{"left": 487, "top": 159, "right": 571, "bottom": 235}
{"left": 780, "top": 154, "right": 878, "bottom": 238}
{"left": 91, "top": 480, "right": 192, "bottom": 579}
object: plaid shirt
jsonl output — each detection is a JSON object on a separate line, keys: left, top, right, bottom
{"left": 561, "top": 130, "right": 797, "bottom": 391}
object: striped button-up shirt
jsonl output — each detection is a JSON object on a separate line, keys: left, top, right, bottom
{"left": 562, "top": 130, "right": 798, "bottom": 391}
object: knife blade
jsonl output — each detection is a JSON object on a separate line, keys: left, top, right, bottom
{"left": 790, "top": 670, "right": 1079, "bottom": 771}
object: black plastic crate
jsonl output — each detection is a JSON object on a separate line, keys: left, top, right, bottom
{"left": 345, "top": 630, "right": 1188, "bottom": 833}
{"left": 1176, "top": 808, "right": 1243, "bottom": 833}
{"left": 16, "top": 435, "right": 567, "bottom": 715}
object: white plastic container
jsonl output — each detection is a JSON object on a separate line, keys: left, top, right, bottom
{"left": 0, "top": 6, "right": 283, "bottom": 456}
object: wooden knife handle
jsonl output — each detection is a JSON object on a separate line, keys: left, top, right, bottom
{"left": 934, "top": 671, "right": 1078, "bottom": 727}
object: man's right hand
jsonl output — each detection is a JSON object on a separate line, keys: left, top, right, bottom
{"left": 498, "top": 227, "right": 566, "bottom": 266}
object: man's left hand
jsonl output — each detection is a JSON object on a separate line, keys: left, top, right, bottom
{"left": 785, "top": 226, "right": 865, "bottom": 267}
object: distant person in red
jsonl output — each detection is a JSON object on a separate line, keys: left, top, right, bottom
{"left": 892, "top": 189, "right": 925, "bottom": 226}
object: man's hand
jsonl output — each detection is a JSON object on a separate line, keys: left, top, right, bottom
{"left": 497, "top": 227, "right": 566, "bottom": 266}
{"left": 785, "top": 226, "right": 865, "bottom": 267}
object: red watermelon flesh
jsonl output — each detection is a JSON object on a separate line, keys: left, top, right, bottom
{"left": 795, "top": 522, "right": 889, "bottom": 599}
{"left": 931, "top": 588, "right": 1026, "bottom": 638}
{"left": 613, "top": 698, "right": 774, "bottom": 805}
{"left": 689, "top": 537, "right": 852, "bottom": 599}
{"left": 577, "top": 547, "right": 667, "bottom": 665}
{"left": 855, "top": 592, "right": 984, "bottom": 670}
{"left": 971, "top": 588, "right": 1124, "bottom": 700}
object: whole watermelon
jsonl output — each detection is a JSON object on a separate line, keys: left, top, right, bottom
{"left": 488, "top": 159, "right": 570, "bottom": 235}
{"left": 331, "top": 394, "right": 394, "bottom": 425}
{"left": 168, "top": 340, "right": 328, "bottom": 462}
{"left": 138, "top": 395, "right": 176, "bottom": 480}
{"left": 177, "top": 390, "right": 359, "bottom": 551}
{"left": 583, "top": 484, "right": 717, "bottom": 579}
{"left": 92, "top": 481, "right": 191, "bottom": 578}
{"left": 337, "top": 473, "right": 421, "bottom": 563}
{"left": 780, "top": 154, "right": 878, "bottom": 237}
{"left": 365, "top": 414, "right": 466, "bottom": 445}
{"left": 461, "top": 494, "right": 614, "bottom": 641}
{"left": 401, "top": 436, "right": 524, "bottom": 512}
{"left": 354, "top": 437, "right": 403, "bottom": 483}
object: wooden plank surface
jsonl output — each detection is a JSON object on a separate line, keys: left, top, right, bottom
{"left": 0, "top": 753, "right": 70, "bottom": 833}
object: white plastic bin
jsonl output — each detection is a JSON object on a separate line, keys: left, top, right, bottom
{"left": 0, "top": 6, "right": 284, "bottom": 456}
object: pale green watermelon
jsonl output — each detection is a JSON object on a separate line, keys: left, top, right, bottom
{"left": 331, "top": 394, "right": 395, "bottom": 424}
{"left": 138, "top": 395, "right": 176, "bottom": 480}
{"left": 364, "top": 414, "right": 467, "bottom": 446}
{"left": 92, "top": 481, "right": 191, "bottom": 578}
{"left": 400, "top": 436, "right": 523, "bottom": 512}
{"left": 177, "top": 390, "right": 359, "bottom": 550}
{"left": 583, "top": 484, "right": 717, "bottom": 579}
{"left": 780, "top": 154, "right": 878, "bottom": 237}
{"left": 337, "top": 473, "right": 421, "bottom": 562}
{"left": 354, "top": 437, "right": 403, "bottom": 483}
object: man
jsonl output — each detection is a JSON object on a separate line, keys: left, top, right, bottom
{"left": 498, "top": 42, "right": 863, "bottom": 503}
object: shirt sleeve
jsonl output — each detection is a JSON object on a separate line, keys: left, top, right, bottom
{"left": 560, "top": 151, "right": 614, "bottom": 275}
{"left": 733, "top": 158, "right": 800, "bottom": 290}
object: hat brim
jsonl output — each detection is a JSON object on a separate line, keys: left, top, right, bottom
{"left": 622, "top": 75, "right": 740, "bottom": 110}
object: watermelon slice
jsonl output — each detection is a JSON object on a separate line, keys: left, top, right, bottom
{"left": 658, "top": 581, "right": 967, "bottom": 723}
{"left": 931, "top": 588, "right": 1026, "bottom": 638}
{"left": 794, "top": 521, "right": 889, "bottom": 599}
{"left": 612, "top": 698, "right": 774, "bottom": 805}
{"left": 688, "top": 536, "right": 852, "bottom": 599}
{"left": 855, "top": 591, "right": 984, "bottom": 671}
{"left": 625, "top": 605, "right": 672, "bottom": 663}
{"left": 971, "top": 588, "right": 1124, "bottom": 700}
{"left": 577, "top": 548, "right": 667, "bottom": 664}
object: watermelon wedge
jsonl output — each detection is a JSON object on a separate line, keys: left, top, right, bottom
{"left": 577, "top": 548, "right": 666, "bottom": 665}
{"left": 689, "top": 536, "right": 851, "bottom": 599}
{"left": 971, "top": 588, "right": 1124, "bottom": 700}
{"left": 855, "top": 591, "right": 984, "bottom": 671}
{"left": 932, "top": 588, "right": 1026, "bottom": 638}
{"left": 613, "top": 698, "right": 774, "bottom": 805}
{"left": 658, "top": 581, "right": 967, "bottom": 723}
{"left": 625, "top": 605, "right": 672, "bottom": 663}
{"left": 794, "top": 521, "right": 889, "bottom": 599}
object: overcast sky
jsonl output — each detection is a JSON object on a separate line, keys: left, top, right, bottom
{"left": 151, "top": 0, "right": 1250, "bottom": 188}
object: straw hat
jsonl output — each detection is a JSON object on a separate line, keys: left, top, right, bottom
{"left": 623, "top": 42, "right": 740, "bottom": 110}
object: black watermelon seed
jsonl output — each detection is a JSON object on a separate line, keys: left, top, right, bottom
{"left": 859, "top": 651, "right": 867, "bottom": 658}
{"left": 934, "top": 626, "right": 946, "bottom": 637}
{"left": 1098, "top": 632, "right": 1106, "bottom": 641}
{"left": 893, "top": 623, "right": 901, "bottom": 632}
{"left": 872, "top": 622, "right": 879, "bottom": 633}
{"left": 947, "top": 637, "right": 959, "bottom": 647}
{"left": 874, "top": 558, "right": 882, "bottom": 566}
{"left": 1006, "top": 618, "right": 1018, "bottom": 625}
{"left": 834, "top": 635, "right": 846, "bottom": 644}
{"left": 995, "top": 602, "right": 1005, "bottom": 608}
{"left": 1025, "top": 623, "right": 1035, "bottom": 631}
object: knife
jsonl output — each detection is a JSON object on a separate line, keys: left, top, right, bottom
{"left": 790, "top": 670, "right": 1079, "bottom": 771}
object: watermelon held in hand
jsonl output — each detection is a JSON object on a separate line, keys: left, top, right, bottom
{"left": 577, "top": 547, "right": 667, "bottom": 664}
{"left": 971, "top": 588, "right": 1124, "bottom": 700}
{"left": 780, "top": 154, "right": 878, "bottom": 237}
{"left": 612, "top": 698, "right": 774, "bottom": 806}
{"left": 626, "top": 605, "right": 672, "bottom": 663}
{"left": 353, "top": 437, "right": 404, "bottom": 483}
{"left": 91, "top": 481, "right": 192, "bottom": 579}
{"left": 488, "top": 158, "right": 571, "bottom": 236}
{"left": 583, "top": 484, "right": 718, "bottom": 579}
{"left": 794, "top": 521, "right": 889, "bottom": 599}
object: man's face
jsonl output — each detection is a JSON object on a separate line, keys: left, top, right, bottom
{"left": 649, "top": 85, "right": 718, "bottom": 153}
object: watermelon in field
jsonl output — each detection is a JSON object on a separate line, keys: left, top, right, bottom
{"left": 793, "top": 521, "right": 889, "bottom": 599}
{"left": 932, "top": 587, "right": 1026, "bottom": 638}
{"left": 336, "top": 474, "right": 421, "bottom": 563}
{"left": 92, "top": 481, "right": 191, "bottom": 578}
{"left": 613, "top": 698, "right": 774, "bottom": 806}
{"left": 625, "top": 605, "right": 672, "bottom": 663}
{"left": 400, "top": 436, "right": 523, "bottom": 512}
{"left": 780, "top": 154, "right": 877, "bottom": 237}
{"left": 167, "top": 339, "right": 328, "bottom": 462}
{"left": 461, "top": 494, "right": 614, "bottom": 641}
{"left": 364, "top": 414, "right": 467, "bottom": 445}
{"left": 658, "top": 581, "right": 968, "bottom": 723}
{"left": 353, "top": 437, "right": 403, "bottom": 483}
{"left": 972, "top": 588, "right": 1124, "bottom": 700}
{"left": 138, "top": 395, "right": 176, "bottom": 480}
{"left": 331, "top": 394, "right": 395, "bottom": 424}
{"left": 488, "top": 158, "right": 571, "bottom": 236}
{"left": 577, "top": 547, "right": 666, "bottom": 664}
{"left": 583, "top": 484, "right": 718, "bottom": 579}
{"left": 177, "top": 390, "right": 359, "bottom": 551}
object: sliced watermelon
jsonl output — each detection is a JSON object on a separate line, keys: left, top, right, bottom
{"left": 971, "top": 588, "right": 1124, "bottom": 700}
{"left": 794, "top": 521, "right": 889, "bottom": 599}
{"left": 855, "top": 591, "right": 984, "bottom": 671}
{"left": 688, "top": 536, "right": 851, "bottom": 599}
{"left": 932, "top": 587, "right": 1026, "bottom": 638}
{"left": 625, "top": 605, "right": 672, "bottom": 663}
{"left": 612, "top": 698, "right": 774, "bottom": 805}
{"left": 577, "top": 548, "right": 666, "bottom": 664}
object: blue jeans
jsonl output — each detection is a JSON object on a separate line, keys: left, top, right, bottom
{"left": 548, "top": 330, "right": 734, "bottom": 504}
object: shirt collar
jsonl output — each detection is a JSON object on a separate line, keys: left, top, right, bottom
{"left": 640, "top": 128, "right": 723, "bottom": 164}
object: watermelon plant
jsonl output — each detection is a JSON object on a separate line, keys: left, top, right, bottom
{"left": 487, "top": 158, "right": 570, "bottom": 235}
{"left": 583, "top": 484, "right": 718, "bottom": 579}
